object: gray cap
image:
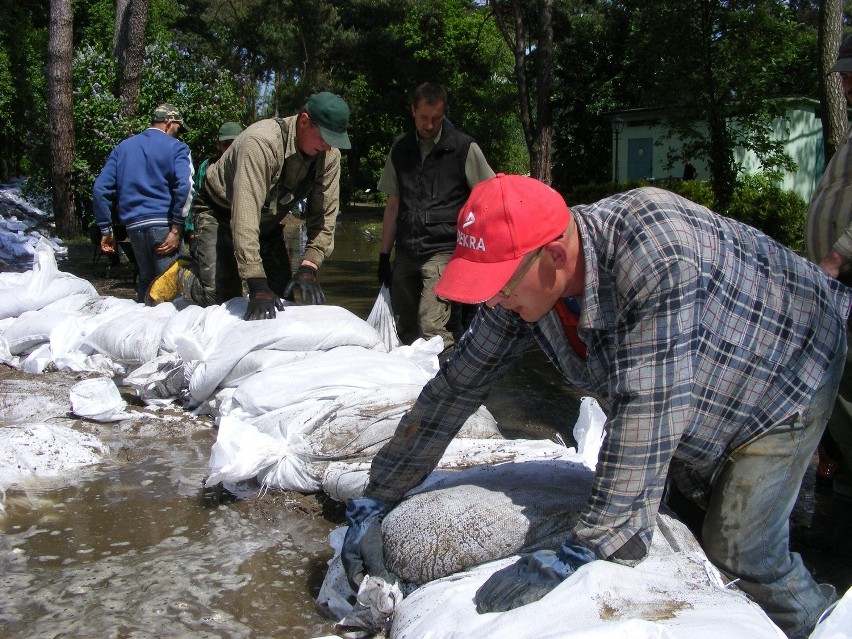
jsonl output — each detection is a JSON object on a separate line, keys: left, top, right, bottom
{"left": 830, "top": 35, "right": 852, "bottom": 73}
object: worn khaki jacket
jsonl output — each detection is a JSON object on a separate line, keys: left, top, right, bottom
{"left": 203, "top": 116, "right": 340, "bottom": 280}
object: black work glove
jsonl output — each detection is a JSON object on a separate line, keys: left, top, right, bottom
{"left": 244, "top": 277, "right": 285, "bottom": 321}
{"left": 282, "top": 264, "right": 326, "bottom": 305}
{"left": 341, "top": 497, "right": 394, "bottom": 591}
{"left": 474, "top": 542, "right": 596, "bottom": 614}
{"left": 377, "top": 252, "right": 393, "bottom": 288}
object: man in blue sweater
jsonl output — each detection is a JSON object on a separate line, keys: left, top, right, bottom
{"left": 93, "top": 104, "right": 194, "bottom": 302}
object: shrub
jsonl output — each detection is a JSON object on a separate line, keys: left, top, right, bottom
{"left": 563, "top": 175, "right": 804, "bottom": 252}
{"left": 725, "top": 174, "right": 806, "bottom": 252}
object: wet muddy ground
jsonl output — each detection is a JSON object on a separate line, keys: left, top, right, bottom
{"left": 1, "top": 210, "right": 850, "bottom": 638}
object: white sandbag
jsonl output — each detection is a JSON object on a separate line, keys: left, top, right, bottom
{"left": 39, "top": 292, "right": 96, "bottom": 313}
{"left": 219, "top": 349, "right": 318, "bottom": 388}
{"left": 227, "top": 346, "right": 436, "bottom": 416}
{"left": 367, "top": 285, "right": 401, "bottom": 351}
{"left": 207, "top": 387, "right": 503, "bottom": 494}
{"left": 288, "top": 387, "right": 502, "bottom": 461}
{"left": 0, "top": 422, "right": 108, "bottom": 486}
{"left": 3, "top": 292, "right": 98, "bottom": 358}
{"left": 159, "top": 304, "right": 209, "bottom": 354}
{"left": 0, "top": 239, "right": 96, "bottom": 319}
{"left": 205, "top": 415, "right": 301, "bottom": 488}
{"left": 19, "top": 344, "right": 53, "bottom": 375}
{"left": 84, "top": 303, "right": 177, "bottom": 365}
{"left": 123, "top": 353, "right": 185, "bottom": 405}
{"left": 49, "top": 298, "right": 141, "bottom": 373}
{"left": 387, "top": 513, "right": 785, "bottom": 639}
{"left": 69, "top": 377, "right": 135, "bottom": 422}
{"left": 382, "top": 458, "right": 595, "bottom": 584}
{"left": 388, "top": 336, "right": 443, "bottom": 377}
{"left": 810, "top": 586, "right": 852, "bottom": 638}
{"left": 2, "top": 309, "right": 82, "bottom": 355}
{"left": 322, "top": 399, "right": 605, "bottom": 504}
{"left": 168, "top": 298, "right": 247, "bottom": 363}
{"left": 323, "top": 438, "right": 583, "bottom": 504}
{"left": 21, "top": 343, "right": 52, "bottom": 373}
{"left": 0, "top": 337, "right": 12, "bottom": 366}
{"left": 188, "top": 306, "right": 387, "bottom": 401}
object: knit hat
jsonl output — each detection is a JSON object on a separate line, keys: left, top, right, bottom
{"left": 306, "top": 92, "right": 351, "bottom": 149}
{"left": 217, "top": 121, "right": 243, "bottom": 141}
{"left": 434, "top": 174, "right": 572, "bottom": 304}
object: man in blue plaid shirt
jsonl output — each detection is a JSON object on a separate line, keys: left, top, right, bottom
{"left": 342, "top": 175, "right": 851, "bottom": 638}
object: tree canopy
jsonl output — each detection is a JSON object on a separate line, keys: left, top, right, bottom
{"left": 0, "top": 0, "right": 846, "bottom": 236}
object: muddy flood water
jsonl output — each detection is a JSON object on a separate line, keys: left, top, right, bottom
{"left": 1, "top": 208, "right": 850, "bottom": 638}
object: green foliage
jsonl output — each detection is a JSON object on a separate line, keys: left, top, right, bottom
{"left": 336, "top": 0, "right": 523, "bottom": 189}
{"left": 0, "top": 46, "right": 13, "bottom": 159}
{"left": 552, "top": 0, "right": 629, "bottom": 188}
{"left": 616, "top": 0, "right": 818, "bottom": 210}
{"left": 71, "top": 40, "right": 244, "bottom": 215}
{"left": 565, "top": 174, "right": 804, "bottom": 251}
{"left": 0, "top": 1, "right": 50, "bottom": 181}
{"left": 565, "top": 179, "right": 716, "bottom": 210}
{"left": 725, "top": 173, "right": 807, "bottom": 252}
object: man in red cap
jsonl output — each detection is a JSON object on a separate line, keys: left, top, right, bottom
{"left": 342, "top": 174, "right": 851, "bottom": 638}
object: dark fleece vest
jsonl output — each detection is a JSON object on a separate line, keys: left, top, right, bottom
{"left": 391, "top": 122, "right": 474, "bottom": 258}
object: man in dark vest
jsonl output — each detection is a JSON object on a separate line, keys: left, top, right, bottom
{"left": 377, "top": 83, "right": 494, "bottom": 351}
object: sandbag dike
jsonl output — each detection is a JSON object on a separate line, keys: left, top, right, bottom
{"left": 0, "top": 241, "right": 506, "bottom": 499}
{"left": 389, "top": 511, "right": 789, "bottom": 639}
{"left": 320, "top": 457, "right": 790, "bottom": 639}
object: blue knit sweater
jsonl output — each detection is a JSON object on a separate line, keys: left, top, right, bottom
{"left": 92, "top": 128, "right": 194, "bottom": 234}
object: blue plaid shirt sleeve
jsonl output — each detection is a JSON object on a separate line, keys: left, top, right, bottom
{"left": 366, "top": 306, "right": 535, "bottom": 504}
{"left": 571, "top": 210, "right": 704, "bottom": 558}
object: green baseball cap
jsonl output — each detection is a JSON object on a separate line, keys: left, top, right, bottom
{"left": 217, "top": 121, "right": 243, "bottom": 141}
{"left": 152, "top": 103, "right": 190, "bottom": 132}
{"left": 306, "top": 92, "right": 351, "bottom": 150}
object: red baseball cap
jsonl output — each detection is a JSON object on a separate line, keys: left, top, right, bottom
{"left": 434, "top": 174, "right": 572, "bottom": 304}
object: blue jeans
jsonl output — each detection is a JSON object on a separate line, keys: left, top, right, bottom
{"left": 701, "top": 346, "right": 845, "bottom": 638}
{"left": 127, "top": 226, "right": 179, "bottom": 302}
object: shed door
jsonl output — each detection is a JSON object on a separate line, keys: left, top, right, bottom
{"left": 627, "top": 138, "right": 654, "bottom": 181}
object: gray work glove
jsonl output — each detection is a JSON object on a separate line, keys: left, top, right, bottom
{"left": 244, "top": 277, "right": 285, "bottom": 321}
{"left": 341, "top": 497, "right": 395, "bottom": 591}
{"left": 283, "top": 264, "right": 326, "bottom": 305}
{"left": 474, "top": 541, "right": 596, "bottom": 614}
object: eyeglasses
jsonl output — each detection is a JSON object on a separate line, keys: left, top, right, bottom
{"left": 496, "top": 247, "right": 543, "bottom": 298}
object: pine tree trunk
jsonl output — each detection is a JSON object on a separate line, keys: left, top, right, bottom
{"left": 818, "top": 0, "right": 844, "bottom": 163}
{"left": 113, "top": 0, "right": 150, "bottom": 120}
{"left": 48, "top": 0, "right": 80, "bottom": 239}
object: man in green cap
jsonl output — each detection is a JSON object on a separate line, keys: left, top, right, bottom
{"left": 184, "top": 121, "right": 243, "bottom": 242}
{"left": 147, "top": 92, "right": 351, "bottom": 320}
